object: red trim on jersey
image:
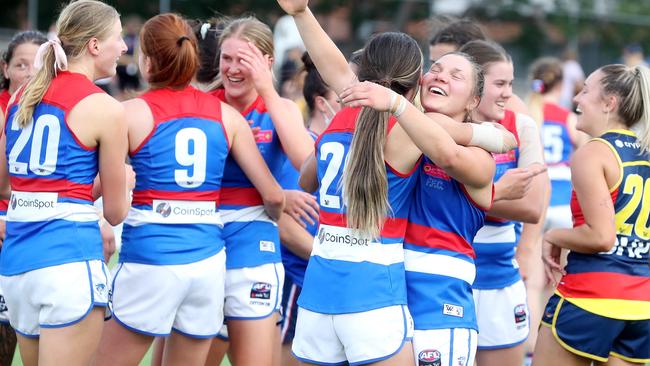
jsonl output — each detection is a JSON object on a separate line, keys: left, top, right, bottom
{"left": 557, "top": 272, "right": 650, "bottom": 301}
{"left": 219, "top": 187, "right": 263, "bottom": 206}
{"left": 10, "top": 176, "right": 93, "bottom": 201}
{"left": 132, "top": 87, "right": 228, "bottom": 156}
{"left": 41, "top": 72, "right": 104, "bottom": 152}
{"left": 0, "top": 200, "right": 8, "bottom": 211}
{"left": 0, "top": 90, "right": 10, "bottom": 114}
{"left": 405, "top": 221, "right": 476, "bottom": 258}
{"left": 132, "top": 188, "right": 221, "bottom": 206}
{"left": 571, "top": 188, "right": 619, "bottom": 228}
{"left": 459, "top": 183, "right": 493, "bottom": 212}
{"left": 386, "top": 155, "right": 422, "bottom": 178}
{"left": 319, "top": 210, "right": 408, "bottom": 239}
{"left": 543, "top": 103, "right": 570, "bottom": 126}
{"left": 241, "top": 95, "right": 265, "bottom": 116}
{"left": 498, "top": 109, "right": 520, "bottom": 145}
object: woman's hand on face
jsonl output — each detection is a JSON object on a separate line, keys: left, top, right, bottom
{"left": 237, "top": 42, "right": 275, "bottom": 99}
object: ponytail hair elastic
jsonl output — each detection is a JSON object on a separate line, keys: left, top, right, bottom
{"left": 177, "top": 36, "right": 190, "bottom": 46}
{"left": 33, "top": 36, "right": 68, "bottom": 73}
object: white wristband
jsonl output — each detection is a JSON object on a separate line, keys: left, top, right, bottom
{"left": 389, "top": 91, "right": 398, "bottom": 113}
{"left": 469, "top": 123, "right": 509, "bottom": 153}
{"left": 393, "top": 95, "right": 407, "bottom": 117}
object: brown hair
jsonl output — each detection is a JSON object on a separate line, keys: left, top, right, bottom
{"left": 343, "top": 32, "right": 422, "bottom": 238}
{"left": 140, "top": 13, "right": 198, "bottom": 89}
{"left": 14, "top": 0, "right": 119, "bottom": 128}
{"left": 429, "top": 17, "right": 486, "bottom": 47}
{"left": 526, "top": 57, "right": 563, "bottom": 127}
{"left": 1, "top": 30, "right": 48, "bottom": 90}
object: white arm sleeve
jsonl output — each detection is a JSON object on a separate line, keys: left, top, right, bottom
{"left": 516, "top": 113, "right": 545, "bottom": 168}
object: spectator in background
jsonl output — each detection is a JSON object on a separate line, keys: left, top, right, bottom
{"left": 428, "top": 16, "right": 486, "bottom": 64}
{"left": 116, "top": 15, "right": 143, "bottom": 98}
{"left": 273, "top": 14, "right": 304, "bottom": 82}
{"left": 559, "top": 48, "right": 585, "bottom": 110}
{"left": 622, "top": 42, "right": 648, "bottom": 68}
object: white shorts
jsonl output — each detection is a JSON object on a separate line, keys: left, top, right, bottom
{"left": 292, "top": 305, "right": 414, "bottom": 365}
{"left": 473, "top": 280, "right": 529, "bottom": 349}
{"left": 224, "top": 262, "right": 284, "bottom": 320}
{"left": 111, "top": 250, "right": 226, "bottom": 338}
{"left": 0, "top": 260, "right": 109, "bottom": 337}
{"left": 544, "top": 205, "right": 573, "bottom": 232}
{"left": 413, "top": 328, "right": 477, "bottom": 366}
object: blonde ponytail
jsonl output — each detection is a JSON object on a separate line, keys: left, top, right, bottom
{"left": 342, "top": 108, "right": 390, "bottom": 239}
{"left": 635, "top": 65, "right": 650, "bottom": 153}
{"left": 13, "top": 47, "right": 57, "bottom": 128}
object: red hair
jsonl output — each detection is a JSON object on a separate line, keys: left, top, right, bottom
{"left": 140, "top": 13, "right": 198, "bottom": 89}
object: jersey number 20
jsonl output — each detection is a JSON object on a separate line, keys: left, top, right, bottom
{"left": 8, "top": 114, "right": 60, "bottom": 176}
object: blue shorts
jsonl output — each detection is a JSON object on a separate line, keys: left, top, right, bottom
{"left": 541, "top": 294, "right": 650, "bottom": 363}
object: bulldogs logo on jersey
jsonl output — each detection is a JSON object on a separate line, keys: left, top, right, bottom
{"left": 155, "top": 202, "right": 172, "bottom": 218}
{"left": 418, "top": 349, "right": 442, "bottom": 366}
{"left": 250, "top": 282, "right": 272, "bottom": 300}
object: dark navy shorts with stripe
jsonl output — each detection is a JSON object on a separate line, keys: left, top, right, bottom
{"left": 541, "top": 293, "right": 650, "bottom": 364}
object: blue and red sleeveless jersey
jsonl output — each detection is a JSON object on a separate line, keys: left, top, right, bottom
{"left": 405, "top": 157, "right": 489, "bottom": 330}
{"left": 121, "top": 87, "right": 229, "bottom": 265}
{"left": 212, "top": 89, "right": 286, "bottom": 268}
{"left": 473, "top": 109, "right": 522, "bottom": 289}
{"left": 557, "top": 130, "right": 650, "bottom": 320}
{"left": 1, "top": 71, "right": 103, "bottom": 275}
{"left": 542, "top": 102, "right": 573, "bottom": 206}
{"left": 298, "top": 107, "right": 418, "bottom": 314}
{"left": 279, "top": 130, "right": 319, "bottom": 288}
{"left": 0, "top": 89, "right": 11, "bottom": 217}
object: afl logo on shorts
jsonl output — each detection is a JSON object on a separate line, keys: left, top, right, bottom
{"left": 418, "top": 349, "right": 441, "bottom": 366}
{"left": 155, "top": 202, "right": 172, "bottom": 218}
{"left": 250, "top": 282, "right": 272, "bottom": 300}
{"left": 514, "top": 304, "right": 527, "bottom": 324}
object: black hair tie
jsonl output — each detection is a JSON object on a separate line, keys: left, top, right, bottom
{"left": 177, "top": 36, "right": 190, "bottom": 46}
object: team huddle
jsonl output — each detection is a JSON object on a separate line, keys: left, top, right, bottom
{"left": 0, "top": 0, "right": 648, "bottom": 365}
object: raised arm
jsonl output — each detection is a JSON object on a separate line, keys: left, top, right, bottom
{"left": 276, "top": 0, "right": 357, "bottom": 94}
{"left": 223, "top": 103, "right": 285, "bottom": 221}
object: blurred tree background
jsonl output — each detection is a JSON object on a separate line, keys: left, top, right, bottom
{"left": 2, "top": 0, "right": 650, "bottom": 75}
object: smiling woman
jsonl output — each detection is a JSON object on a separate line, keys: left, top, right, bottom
{"left": 0, "top": 1, "right": 129, "bottom": 365}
